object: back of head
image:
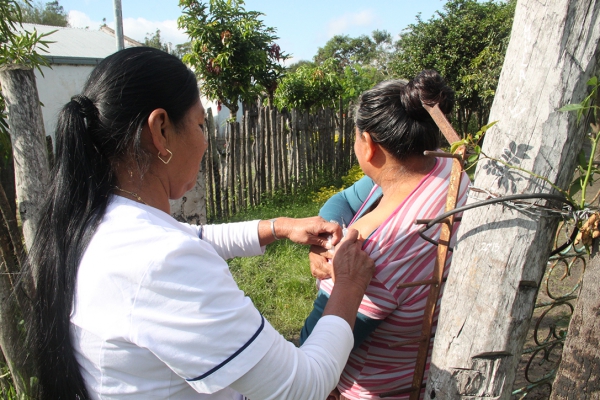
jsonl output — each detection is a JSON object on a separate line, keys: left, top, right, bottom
{"left": 29, "top": 47, "right": 199, "bottom": 399}
{"left": 354, "top": 69, "right": 454, "bottom": 159}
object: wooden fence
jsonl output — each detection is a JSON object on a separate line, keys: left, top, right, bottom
{"left": 202, "top": 102, "right": 356, "bottom": 221}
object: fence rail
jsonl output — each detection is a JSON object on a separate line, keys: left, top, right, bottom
{"left": 202, "top": 102, "right": 356, "bottom": 221}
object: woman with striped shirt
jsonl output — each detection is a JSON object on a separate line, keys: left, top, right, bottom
{"left": 301, "top": 70, "right": 470, "bottom": 399}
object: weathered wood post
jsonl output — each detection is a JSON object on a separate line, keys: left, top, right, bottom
{"left": 549, "top": 240, "right": 600, "bottom": 399}
{"left": 0, "top": 65, "right": 49, "bottom": 250}
{"left": 425, "top": 1, "right": 600, "bottom": 399}
{"left": 0, "top": 64, "right": 48, "bottom": 396}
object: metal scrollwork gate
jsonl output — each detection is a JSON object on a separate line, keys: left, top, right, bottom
{"left": 512, "top": 223, "right": 587, "bottom": 399}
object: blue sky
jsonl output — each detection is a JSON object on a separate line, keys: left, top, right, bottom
{"left": 62, "top": 0, "right": 447, "bottom": 63}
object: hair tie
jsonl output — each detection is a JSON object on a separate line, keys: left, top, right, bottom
{"left": 71, "top": 94, "right": 99, "bottom": 123}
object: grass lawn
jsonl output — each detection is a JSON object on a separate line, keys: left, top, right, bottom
{"left": 221, "top": 192, "right": 324, "bottom": 342}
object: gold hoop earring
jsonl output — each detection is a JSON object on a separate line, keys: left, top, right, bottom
{"left": 158, "top": 149, "right": 173, "bottom": 164}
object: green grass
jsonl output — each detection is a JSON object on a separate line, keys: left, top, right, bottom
{"left": 220, "top": 191, "right": 323, "bottom": 341}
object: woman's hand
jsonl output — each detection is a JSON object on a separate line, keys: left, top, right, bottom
{"left": 330, "top": 228, "right": 374, "bottom": 292}
{"left": 259, "top": 217, "right": 343, "bottom": 247}
{"left": 309, "top": 244, "right": 333, "bottom": 279}
{"left": 322, "top": 228, "right": 375, "bottom": 329}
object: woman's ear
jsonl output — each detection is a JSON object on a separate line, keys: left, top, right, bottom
{"left": 147, "top": 108, "right": 172, "bottom": 157}
{"left": 362, "top": 131, "right": 377, "bottom": 162}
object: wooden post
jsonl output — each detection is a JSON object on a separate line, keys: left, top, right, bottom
{"left": 227, "top": 122, "right": 235, "bottom": 215}
{"left": 265, "top": 106, "right": 274, "bottom": 197}
{"left": 291, "top": 109, "right": 299, "bottom": 191}
{"left": 221, "top": 124, "right": 230, "bottom": 219}
{"left": 212, "top": 118, "right": 223, "bottom": 220}
{"left": 241, "top": 113, "right": 248, "bottom": 210}
{"left": 203, "top": 112, "right": 214, "bottom": 220}
{"left": 280, "top": 113, "right": 288, "bottom": 193}
{"left": 244, "top": 110, "right": 251, "bottom": 207}
{"left": 425, "top": 1, "right": 600, "bottom": 399}
{"left": 547, "top": 239, "right": 600, "bottom": 399}
{"left": 273, "top": 111, "right": 278, "bottom": 192}
{"left": 258, "top": 106, "right": 266, "bottom": 200}
{"left": 235, "top": 122, "right": 243, "bottom": 212}
{"left": 336, "top": 97, "right": 344, "bottom": 174}
{"left": 0, "top": 64, "right": 48, "bottom": 395}
{"left": 549, "top": 240, "right": 600, "bottom": 399}
{"left": 0, "top": 65, "right": 49, "bottom": 250}
{"left": 300, "top": 111, "right": 308, "bottom": 186}
{"left": 344, "top": 110, "right": 353, "bottom": 171}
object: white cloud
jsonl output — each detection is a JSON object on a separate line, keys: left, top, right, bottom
{"left": 68, "top": 10, "right": 189, "bottom": 46}
{"left": 68, "top": 10, "right": 103, "bottom": 30}
{"left": 326, "top": 10, "right": 377, "bottom": 38}
{"left": 120, "top": 17, "right": 188, "bottom": 46}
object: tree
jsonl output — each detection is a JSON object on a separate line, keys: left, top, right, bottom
{"left": 18, "top": 0, "right": 69, "bottom": 27}
{"left": 172, "top": 41, "right": 191, "bottom": 59}
{"left": 314, "top": 30, "right": 392, "bottom": 73}
{"left": 286, "top": 59, "right": 315, "bottom": 73}
{"left": 550, "top": 242, "right": 600, "bottom": 399}
{"left": 0, "top": 0, "right": 52, "bottom": 396}
{"left": 140, "top": 30, "right": 191, "bottom": 60}
{"left": 178, "top": 0, "right": 288, "bottom": 115}
{"left": 273, "top": 58, "right": 342, "bottom": 111}
{"left": 425, "top": 1, "right": 600, "bottom": 398}
{"left": 276, "top": 30, "right": 390, "bottom": 113}
{"left": 143, "top": 29, "right": 171, "bottom": 53}
{"left": 340, "top": 63, "right": 385, "bottom": 105}
{"left": 314, "top": 34, "right": 376, "bottom": 69}
{"left": 390, "top": 0, "right": 515, "bottom": 136}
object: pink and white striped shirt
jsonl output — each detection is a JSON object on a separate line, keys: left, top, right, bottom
{"left": 318, "top": 156, "right": 469, "bottom": 399}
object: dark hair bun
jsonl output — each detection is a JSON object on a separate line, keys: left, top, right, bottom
{"left": 401, "top": 69, "right": 455, "bottom": 120}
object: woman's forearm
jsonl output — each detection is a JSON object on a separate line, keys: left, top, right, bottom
{"left": 229, "top": 316, "right": 353, "bottom": 399}
{"left": 322, "top": 278, "right": 366, "bottom": 330}
{"left": 201, "top": 220, "right": 265, "bottom": 259}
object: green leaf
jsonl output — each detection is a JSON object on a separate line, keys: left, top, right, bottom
{"left": 450, "top": 139, "right": 467, "bottom": 153}
{"left": 558, "top": 103, "right": 585, "bottom": 112}
{"left": 569, "top": 177, "right": 584, "bottom": 197}
{"left": 479, "top": 120, "right": 498, "bottom": 133}
{"left": 588, "top": 76, "right": 598, "bottom": 87}
{"left": 578, "top": 149, "right": 588, "bottom": 169}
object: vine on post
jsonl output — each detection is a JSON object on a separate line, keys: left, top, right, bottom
{"left": 452, "top": 76, "right": 600, "bottom": 249}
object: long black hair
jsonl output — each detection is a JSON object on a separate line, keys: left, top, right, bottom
{"left": 27, "top": 47, "right": 199, "bottom": 399}
{"left": 354, "top": 69, "right": 454, "bottom": 159}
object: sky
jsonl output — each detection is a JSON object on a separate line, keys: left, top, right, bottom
{"left": 61, "top": 0, "right": 448, "bottom": 63}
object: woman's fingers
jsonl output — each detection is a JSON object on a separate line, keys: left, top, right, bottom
{"left": 283, "top": 217, "right": 343, "bottom": 247}
{"left": 331, "top": 228, "right": 374, "bottom": 290}
{"left": 309, "top": 245, "right": 333, "bottom": 279}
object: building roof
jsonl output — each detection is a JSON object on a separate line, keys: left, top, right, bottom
{"left": 18, "top": 23, "right": 141, "bottom": 65}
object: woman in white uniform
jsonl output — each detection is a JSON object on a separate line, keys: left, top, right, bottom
{"left": 28, "top": 47, "right": 375, "bottom": 399}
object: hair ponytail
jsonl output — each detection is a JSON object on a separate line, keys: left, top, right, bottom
{"left": 29, "top": 95, "right": 111, "bottom": 400}
{"left": 27, "top": 47, "right": 199, "bottom": 399}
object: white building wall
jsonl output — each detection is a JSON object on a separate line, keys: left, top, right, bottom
{"left": 35, "top": 63, "right": 243, "bottom": 143}
{"left": 200, "top": 98, "right": 243, "bottom": 136}
{"left": 34, "top": 64, "right": 95, "bottom": 143}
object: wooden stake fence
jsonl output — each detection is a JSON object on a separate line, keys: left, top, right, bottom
{"left": 202, "top": 102, "right": 355, "bottom": 221}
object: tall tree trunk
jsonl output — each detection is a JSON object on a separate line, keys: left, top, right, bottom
{"left": 425, "top": 1, "right": 600, "bottom": 399}
{"left": 0, "top": 227, "right": 33, "bottom": 396}
{"left": 0, "top": 65, "right": 49, "bottom": 250}
{"left": 549, "top": 240, "right": 600, "bottom": 399}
